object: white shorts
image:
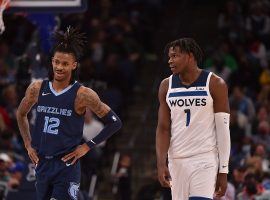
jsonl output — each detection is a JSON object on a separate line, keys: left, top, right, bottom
{"left": 168, "top": 150, "right": 218, "bottom": 200}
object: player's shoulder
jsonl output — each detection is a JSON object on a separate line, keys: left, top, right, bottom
{"left": 27, "top": 80, "right": 43, "bottom": 93}
{"left": 25, "top": 80, "right": 43, "bottom": 99}
{"left": 209, "top": 73, "right": 228, "bottom": 95}
{"left": 209, "top": 73, "right": 227, "bottom": 88}
{"left": 158, "top": 77, "right": 170, "bottom": 98}
{"left": 77, "top": 85, "right": 99, "bottom": 99}
{"left": 77, "top": 85, "right": 95, "bottom": 94}
{"left": 160, "top": 77, "right": 170, "bottom": 89}
{"left": 29, "top": 79, "right": 43, "bottom": 88}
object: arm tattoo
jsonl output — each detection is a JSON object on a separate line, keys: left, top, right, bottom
{"left": 16, "top": 81, "right": 41, "bottom": 147}
{"left": 76, "top": 87, "right": 110, "bottom": 118}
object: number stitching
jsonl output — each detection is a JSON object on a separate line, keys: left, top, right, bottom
{"left": 43, "top": 116, "right": 60, "bottom": 134}
{"left": 184, "top": 109, "right": 191, "bottom": 126}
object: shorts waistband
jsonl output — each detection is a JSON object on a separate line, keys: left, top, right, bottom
{"left": 38, "top": 152, "right": 70, "bottom": 160}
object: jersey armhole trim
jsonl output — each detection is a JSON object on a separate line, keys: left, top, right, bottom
{"left": 166, "top": 75, "right": 172, "bottom": 99}
{"left": 37, "top": 80, "right": 48, "bottom": 103}
{"left": 206, "top": 72, "right": 213, "bottom": 98}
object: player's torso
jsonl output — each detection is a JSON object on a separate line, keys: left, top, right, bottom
{"left": 166, "top": 70, "right": 217, "bottom": 158}
{"left": 33, "top": 80, "right": 84, "bottom": 156}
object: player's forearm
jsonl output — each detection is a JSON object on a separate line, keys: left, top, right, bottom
{"left": 16, "top": 112, "right": 32, "bottom": 148}
{"left": 86, "top": 110, "right": 122, "bottom": 148}
{"left": 156, "top": 128, "right": 170, "bottom": 166}
{"left": 215, "top": 112, "right": 231, "bottom": 173}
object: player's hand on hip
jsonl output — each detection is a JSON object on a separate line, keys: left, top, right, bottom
{"left": 26, "top": 146, "right": 39, "bottom": 164}
{"left": 215, "top": 173, "right": 227, "bottom": 198}
{"left": 157, "top": 164, "right": 171, "bottom": 188}
{"left": 61, "top": 143, "right": 90, "bottom": 165}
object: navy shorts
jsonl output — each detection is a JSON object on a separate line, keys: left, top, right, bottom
{"left": 35, "top": 156, "right": 80, "bottom": 200}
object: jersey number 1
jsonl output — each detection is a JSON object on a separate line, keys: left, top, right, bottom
{"left": 184, "top": 109, "right": 191, "bottom": 126}
{"left": 43, "top": 116, "right": 60, "bottom": 135}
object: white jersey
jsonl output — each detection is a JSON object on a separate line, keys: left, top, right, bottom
{"left": 166, "top": 70, "right": 217, "bottom": 158}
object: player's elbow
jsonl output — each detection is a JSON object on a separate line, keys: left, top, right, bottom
{"left": 105, "top": 110, "right": 122, "bottom": 132}
{"left": 16, "top": 109, "right": 23, "bottom": 119}
{"left": 114, "top": 117, "right": 122, "bottom": 131}
{"left": 156, "top": 125, "right": 170, "bottom": 136}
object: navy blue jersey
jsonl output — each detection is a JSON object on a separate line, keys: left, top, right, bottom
{"left": 32, "top": 80, "right": 84, "bottom": 156}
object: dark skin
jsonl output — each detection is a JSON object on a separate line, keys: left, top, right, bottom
{"left": 156, "top": 46, "right": 230, "bottom": 197}
{"left": 16, "top": 51, "right": 110, "bottom": 165}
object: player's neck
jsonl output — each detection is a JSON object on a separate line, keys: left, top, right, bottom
{"left": 179, "top": 66, "right": 201, "bottom": 86}
{"left": 52, "top": 79, "right": 72, "bottom": 92}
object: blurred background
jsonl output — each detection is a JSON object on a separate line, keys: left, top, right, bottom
{"left": 0, "top": 0, "right": 270, "bottom": 199}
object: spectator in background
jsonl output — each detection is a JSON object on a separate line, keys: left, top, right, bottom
{"left": 0, "top": 106, "right": 11, "bottom": 130}
{"left": 252, "top": 121, "right": 270, "bottom": 152}
{"left": 230, "top": 86, "right": 256, "bottom": 129}
{"left": 230, "top": 106, "right": 245, "bottom": 155}
{"left": 81, "top": 109, "right": 105, "bottom": 191}
{"left": 232, "top": 166, "right": 247, "bottom": 195}
{"left": 252, "top": 106, "right": 269, "bottom": 135}
{"left": 237, "top": 173, "right": 259, "bottom": 200}
{"left": 247, "top": 37, "right": 268, "bottom": 68}
{"left": 259, "top": 67, "right": 270, "bottom": 86}
{"left": 0, "top": 115, "right": 6, "bottom": 132}
{"left": 113, "top": 154, "right": 132, "bottom": 200}
{"left": 246, "top": 2, "right": 270, "bottom": 48}
{"left": 0, "top": 153, "right": 22, "bottom": 190}
{"left": 218, "top": 0, "right": 244, "bottom": 42}
{"left": 2, "top": 84, "right": 18, "bottom": 128}
{"left": 204, "top": 41, "right": 238, "bottom": 81}
{"left": 257, "top": 86, "right": 270, "bottom": 111}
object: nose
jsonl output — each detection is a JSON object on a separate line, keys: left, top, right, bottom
{"left": 168, "top": 57, "right": 173, "bottom": 64}
{"left": 55, "top": 64, "right": 64, "bottom": 70}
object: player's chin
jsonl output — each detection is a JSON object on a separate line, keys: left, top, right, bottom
{"left": 54, "top": 73, "right": 66, "bottom": 81}
{"left": 171, "top": 69, "right": 179, "bottom": 75}
{"left": 170, "top": 67, "right": 178, "bottom": 74}
{"left": 54, "top": 76, "right": 65, "bottom": 82}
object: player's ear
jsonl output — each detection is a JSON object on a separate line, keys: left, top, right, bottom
{"left": 73, "top": 62, "right": 78, "bottom": 70}
{"left": 187, "top": 53, "right": 194, "bottom": 62}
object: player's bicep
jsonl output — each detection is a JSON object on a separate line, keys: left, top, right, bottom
{"left": 157, "top": 79, "right": 171, "bottom": 132}
{"left": 17, "top": 81, "right": 41, "bottom": 116}
{"left": 210, "top": 75, "right": 230, "bottom": 114}
{"left": 157, "top": 103, "right": 171, "bottom": 131}
{"left": 81, "top": 88, "right": 110, "bottom": 118}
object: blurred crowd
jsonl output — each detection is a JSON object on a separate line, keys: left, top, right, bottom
{"left": 205, "top": 0, "right": 270, "bottom": 199}
{"left": 0, "top": 0, "right": 163, "bottom": 199}
{"left": 2, "top": 0, "right": 270, "bottom": 199}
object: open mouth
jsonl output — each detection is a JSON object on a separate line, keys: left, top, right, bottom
{"left": 55, "top": 71, "right": 65, "bottom": 78}
{"left": 170, "top": 66, "right": 176, "bottom": 70}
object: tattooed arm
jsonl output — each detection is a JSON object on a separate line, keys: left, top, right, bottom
{"left": 62, "top": 86, "right": 122, "bottom": 165}
{"left": 16, "top": 81, "right": 42, "bottom": 164}
{"left": 75, "top": 86, "right": 110, "bottom": 117}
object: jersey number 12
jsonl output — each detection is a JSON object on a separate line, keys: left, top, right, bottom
{"left": 43, "top": 116, "right": 60, "bottom": 135}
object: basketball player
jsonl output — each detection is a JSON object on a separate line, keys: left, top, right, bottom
{"left": 156, "top": 38, "right": 231, "bottom": 200}
{"left": 16, "top": 27, "right": 122, "bottom": 200}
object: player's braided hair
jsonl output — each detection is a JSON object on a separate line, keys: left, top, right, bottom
{"left": 164, "top": 38, "right": 203, "bottom": 65}
{"left": 49, "top": 26, "right": 87, "bottom": 83}
{"left": 53, "top": 26, "right": 86, "bottom": 60}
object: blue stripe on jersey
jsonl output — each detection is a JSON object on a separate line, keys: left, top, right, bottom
{"left": 171, "top": 70, "right": 210, "bottom": 89}
{"left": 168, "top": 91, "right": 207, "bottom": 97}
{"left": 189, "top": 197, "right": 212, "bottom": 200}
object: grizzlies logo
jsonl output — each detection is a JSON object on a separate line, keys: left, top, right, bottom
{"left": 68, "top": 182, "right": 80, "bottom": 200}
